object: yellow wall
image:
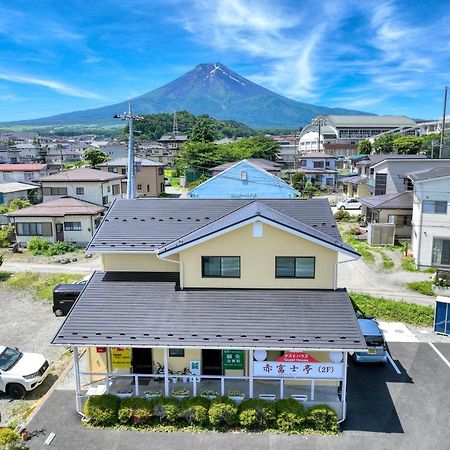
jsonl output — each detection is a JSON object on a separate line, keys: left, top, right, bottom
{"left": 356, "top": 184, "right": 371, "bottom": 198}
{"left": 102, "top": 253, "right": 179, "bottom": 272}
{"left": 179, "top": 223, "right": 337, "bottom": 289}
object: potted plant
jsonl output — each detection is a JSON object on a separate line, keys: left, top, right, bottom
{"left": 172, "top": 389, "right": 189, "bottom": 400}
{"left": 181, "top": 367, "right": 191, "bottom": 383}
{"left": 145, "top": 389, "right": 162, "bottom": 399}
{"left": 116, "top": 389, "right": 133, "bottom": 398}
{"left": 227, "top": 390, "right": 245, "bottom": 404}
{"left": 169, "top": 369, "right": 179, "bottom": 384}
{"left": 200, "top": 389, "right": 219, "bottom": 401}
{"left": 433, "top": 277, "right": 450, "bottom": 296}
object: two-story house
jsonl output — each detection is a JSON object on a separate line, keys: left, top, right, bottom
{"left": 408, "top": 167, "right": 450, "bottom": 268}
{"left": 52, "top": 198, "right": 364, "bottom": 422}
{"left": 40, "top": 168, "right": 123, "bottom": 206}
{"left": 98, "top": 157, "right": 165, "bottom": 197}
{"left": 0, "top": 163, "right": 48, "bottom": 185}
{"left": 292, "top": 152, "right": 337, "bottom": 188}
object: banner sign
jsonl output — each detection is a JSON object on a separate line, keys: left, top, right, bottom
{"left": 276, "top": 352, "right": 318, "bottom": 363}
{"left": 253, "top": 362, "right": 343, "bottom": 379}
{"left": 223, "top": 350, "right": 244, "bottom": 370}
{"left": 111, "top": 347, "right": 131, "bottom": 368}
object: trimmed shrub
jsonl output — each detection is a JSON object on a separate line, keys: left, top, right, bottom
{"left": 152, "top": 397, "right": 181, "bottom": 423}
{"left": 334, "top": 210, "right": 351, "bottom": 221}
{"left": 27, "top": 237, "right": 49, "bottom": 255}
{"left": 180, "top": 397, "right": 210, "bottom": 425}
{"left": 239, "top": 408, "right": 260, "bottom": 430}
{"left": 47, "top": 241, "right": 77, "bottom": 256}
{"left": 0, "top": 428, "right": 21, "bottom": 446}
{"left": 208, "top": 402, "right": 238, "bottom": 428}
{"left": 118, "top": 397, "right": 153, "bottom": 426}
{"left": 84, "top": 394, "right": 120, "bottom": 426}
{"left": 275, "top": 399, "right": 306, "bottom": 432}
{"left": 305, "top": 405, "right": 339, "bottom": 433}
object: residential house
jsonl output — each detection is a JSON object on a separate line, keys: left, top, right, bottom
{"left": 13, "top": 143, "right": 43, "bottom": 163}
{"left": 0, "top": 182, "right": 38, "bottom": 205}
{"left": 158, "top": 134, "right": 188, "bottom": 164}
{"left": 210, "top": 158, "right": 282, "bottom": 177}
{"left": 98, "top": 157, "right": 165, "bottom": 197}
{"left": 8, "top": 196, "right": 105, "bottom": 247}
{"left": 52, "top": 197, "right": 364, "bottom": 421}
{"left": 272, "top": 135, "right": 297, "bottom": 165}
{"left": 408, "top": 167, "right": 450, "bottom": 269}
{"left": 40, "top": 168, "right": 123, "bottom": 206}
{"left": 290, "top": 152, "right": 337, "bottom": 189}
{"left": 188, "top": 159, "right": 298, "bottom": 199}
{"left": 0, "top": 164, "right": 48, "bottom": 185}
{"left": 299, "top": 115, "right": 417, "bottom": 157}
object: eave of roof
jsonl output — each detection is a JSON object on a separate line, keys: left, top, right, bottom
{"left": 52, "top": 271, "right": 366, "bottom": 351}
{"left": 358, "top": 191, "right": 413, "bottom": 209}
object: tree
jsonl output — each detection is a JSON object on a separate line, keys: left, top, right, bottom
{"left": 217, "top": 136, "right": 280, "bottom": 162}
{"left": 291, "top": 172, "right": 307, "bottom": 192}
{"left": 392, "top": 136, "right": 423, "bottom": 155}
{"left": 83, "top": 147, "right": 110, "bottom": 167}
{"left": 372, "top": 134, "right": 394, "bottom": 154}
{"left": 189, "top": 118, "right": 215, "bottom": 143}
{"left": 175, "top": 141, "right": 222, "bottom": 172}
{"left": 357, "top": 140, "right": 372, "bottom": 155}
{"left": 8, "top": 199, "right": 32, "bottom": 211}
{"left": 420, "top": 133, "right": 440, "bottom": 158}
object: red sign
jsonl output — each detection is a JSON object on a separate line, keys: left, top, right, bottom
{"left": 276, "top": 352, "right": 318, "bottom": 363}
{"left": 96, "top": 347, "right": 106, "bottom": 353}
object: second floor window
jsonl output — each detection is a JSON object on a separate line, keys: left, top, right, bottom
{"left": 202, "top": 256, "right": 240, "bottom": 278}
{"left": 42, "top": 187, "right": 68, "bottom": 196}
{"left": 275, "top": 257, "right": 315, "bottom": 279}
{"left": 423, "top": 200, "right": 447, "bottom": 214}
{"left": 76, "top": 187, "right": 84, "bottom": 195}
{"left": 112, "top": 184, "right": 120, "bottom": 195}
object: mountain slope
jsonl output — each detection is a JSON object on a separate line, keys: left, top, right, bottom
{"left": 5, "top": 63, "right": 372, "bottom": 128}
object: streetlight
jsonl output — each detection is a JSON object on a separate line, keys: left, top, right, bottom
{"left": 311, "top": 116, "right": 327, "bottom": 152}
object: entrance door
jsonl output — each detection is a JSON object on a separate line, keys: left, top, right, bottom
{"left": 202, "top": 349, "right": 222, "bottom": 375}
{"left": 55, "top": 223, "right": 64, "bottom": 242}
{"left": 132, "top": 348, "right": 153, "bottom": 374}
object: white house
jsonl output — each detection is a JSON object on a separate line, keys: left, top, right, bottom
{"left": 40, "top": 168, "right": 123, "bottom": 206}
{"left": 408, "top": 167, "right": 450, "bottom": 268}
{"left": 0, "top": 164, "right": 48, "bottom": 185}
{"left": 8, "top": 196, "right": 106, "bottom": 247}
{"left": 0, "top": 182, "right": 37, "bottom": 205}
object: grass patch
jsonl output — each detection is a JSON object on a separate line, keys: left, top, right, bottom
{"left": 0, "top": 271, "right": 83, "bottom": 301}
{"left": 401, "top": 256, "right": 418, "bottom": 272}
{"left": 405, "top": 281, "right": 434, "bottom": 297}
{"left": 342, "top": 231, "right": 375, "bottom": 264}
{"left": 350, "top": 292, "right": 434, "bottom": 326}
{"left": 422, "top": 267, "right": 437, "bottom": 274}
{"left": 379, "top": 251, "right": 394, "bottom": 270}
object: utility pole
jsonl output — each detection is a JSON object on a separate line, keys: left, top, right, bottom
{"left": 439, "top": 86, "right": 448, "bottom": 159}
{"left": 113, "top": 101, "right": 146, "bottom": 199}
{"left": 172, "top": 111, "right": 179, "bottom": 136}
{"left": 59, "top": 145, "right": 63, "bottom": 172}
{"left": 311, "top": 116, "right": 327, "bottom": 153}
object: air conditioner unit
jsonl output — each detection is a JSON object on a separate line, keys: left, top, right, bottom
{"left": 240, "top": 169, "right": 247, "bottom": 181}
{"left": 367, "top": 223, "right": 395, "bottom": 246}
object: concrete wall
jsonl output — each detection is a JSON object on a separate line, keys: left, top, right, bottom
{"left": 42, "top": 180, "right": 122, "bottom": 206}
{"left": 412, "top": 177, "right": 450, "bottom": 268}
{"left": 378, "top": 208, "right": 412, "bottom": 238}
{"left": 102, "top": 253, "right": 179, "bottom": 272}
{"left": 179, "top": 222, "right": 337, "bottom": 289}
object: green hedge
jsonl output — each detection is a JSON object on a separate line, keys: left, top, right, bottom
{"left": 0, "top": 428, "right": 21, "bottom": 447}
{"left": 83, "top": 395, "right": 339, "bottom": 434}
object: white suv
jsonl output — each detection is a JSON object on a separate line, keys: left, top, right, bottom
{"left": 337, "top": 198, "right": 362, "bottom": 210}
{"left": 0, "top": 346, "right": 49, "bottom": 399}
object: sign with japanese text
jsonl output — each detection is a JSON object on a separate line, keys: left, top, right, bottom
{"left": 222, "top": 350, "right": 244, "bottom": 370}
{"left": 253, "top": 362, "right": 343, "bottom": 379}
{"left": 189, "top": 360, "right": 201, "bottom": 377}
{"left": 276, "top": 352, "right": 318, "bottom": 363}
{"left": 96, "top": 347, "right": 106, "bottom": 353}
{"left": 111, "top": 347, "right": 131, "bottom": 368}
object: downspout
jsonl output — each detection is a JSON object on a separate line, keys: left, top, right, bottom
{"left": 157, "top": 252, "right": 184, "bottom": 289}
{"left": 416, "top": 185, "right": 424, "bottom": 268}
{"left": 337, "top": 352, "right": 348, "bottom": 424}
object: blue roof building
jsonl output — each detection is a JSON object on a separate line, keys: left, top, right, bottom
{"left": 187, "top": 160, "right": 298, "bottom": 199}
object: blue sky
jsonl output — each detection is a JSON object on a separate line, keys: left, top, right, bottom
{"left": 1, "top": 0, "right": 449, "bottom": 122}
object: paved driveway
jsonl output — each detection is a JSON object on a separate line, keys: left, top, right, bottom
{"left": 26, "top": 343, "right": 450, "bottom": 450}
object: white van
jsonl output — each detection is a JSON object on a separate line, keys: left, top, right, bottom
{"left": 0, "top": 346, "right": 49, "bottom": 398}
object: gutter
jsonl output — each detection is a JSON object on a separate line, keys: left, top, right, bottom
{"left": 156, "top": 253, "right": 184, "bottom": 289}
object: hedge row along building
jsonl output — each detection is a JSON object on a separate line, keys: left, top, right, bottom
{"left": 53, "top": 198, "right": 364, "bottom": 421}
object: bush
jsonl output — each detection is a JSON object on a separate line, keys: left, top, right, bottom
{"left": 274, "top": 399, "right": 305, "bottom": 432}
{"left": 84, "top": 394, "right": 120, "bottom": 426}
{"left": 334, "top": 210, "right": 351, "bottom": 221}
{"left": 46, "top": 241, "right": 77, "bottom": 255}
{"left": 180, "top": 397, "right": 210, "bottom": 425}
{"left": 0, "top": 225, "right": 14, "bottom": 247}
{"left": 118, "top": 397, "right": 153, "bottom": 426}
{"left": 27, "top": 237, "right": 49, "bottom": 255}
{"left": 239, "top": 408, "right": 260, "bottom": 429}
{"left": 305, "top": 405, "right": 339, "bottom": 433}
{"left": 208, "top": 402, "right": 238, "bottom": 428}
{"left": 405, "top": 281, "right": 434, "bottom": 296}
{"left": 152, "top": 397, "right": 180, "bottom": 423}
{"left": 401, "top": 256, "right": 417, "bottom": 272}
{"left": 0, "top": 428, "right": 21, "bottom": 446}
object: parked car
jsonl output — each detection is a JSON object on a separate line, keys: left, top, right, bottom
{"left": 337, "top": 198, "right": 362, "bottom": 210}
{"left": 0, "top": 346, "right": 49, "bottom": 398}
{"left": 52, "top": 282, "right": 86, "bottom": 316}
{"left": 353, "top": 319, "right": 387, "bottom": 364}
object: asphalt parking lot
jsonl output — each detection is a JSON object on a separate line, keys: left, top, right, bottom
{"left": 25, "top": 342, "right": 450, "bottom": 450}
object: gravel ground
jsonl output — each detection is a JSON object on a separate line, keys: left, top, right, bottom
{"left": 0, "top": 286, "right": 66, "bottom": 426}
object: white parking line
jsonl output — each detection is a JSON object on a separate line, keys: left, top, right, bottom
{"left": 386, "top": 352, "right": 401, "bottom": 374}
{"left": 429, "top": 343, "right": 450, "bottom": 369}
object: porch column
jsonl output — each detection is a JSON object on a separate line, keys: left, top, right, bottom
{"left": 249, "top": 349, "right": 254, "bottom": 398}
{"left": 73, "top": 346, "right": 82, "bottom": 414}
{"left": 164, "top": 347, "right": 169, "bottom": 397}
{"left": 341, "top": 352, "right": 348, "bottom": 421}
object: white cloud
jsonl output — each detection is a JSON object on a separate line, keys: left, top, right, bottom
{"left": 0, "top": 72, "right": 103, "bottom": 99}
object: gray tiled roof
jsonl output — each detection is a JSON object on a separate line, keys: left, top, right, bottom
{"left": 408, "top": 166, "right": 450, "bottom": 182}
{"left": 52, "top": 271, "right": 365, "bottom": 350}
{"left": 326, "top": 115, "right": 416, "bottom": 128}
{"left": 358, "top": 191, "right": 413, "bottom": 209}
{"left": 97, "top": 157, "right": 164, "bottom": 167}
{"left": 40, "top": 167, "right": 123, "bottom": 182}
{"left": 87, "top": 198, "right": 344, "bottom": 253}
{"left": 158, "top": 201, "right": 357, "bottom": 257}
